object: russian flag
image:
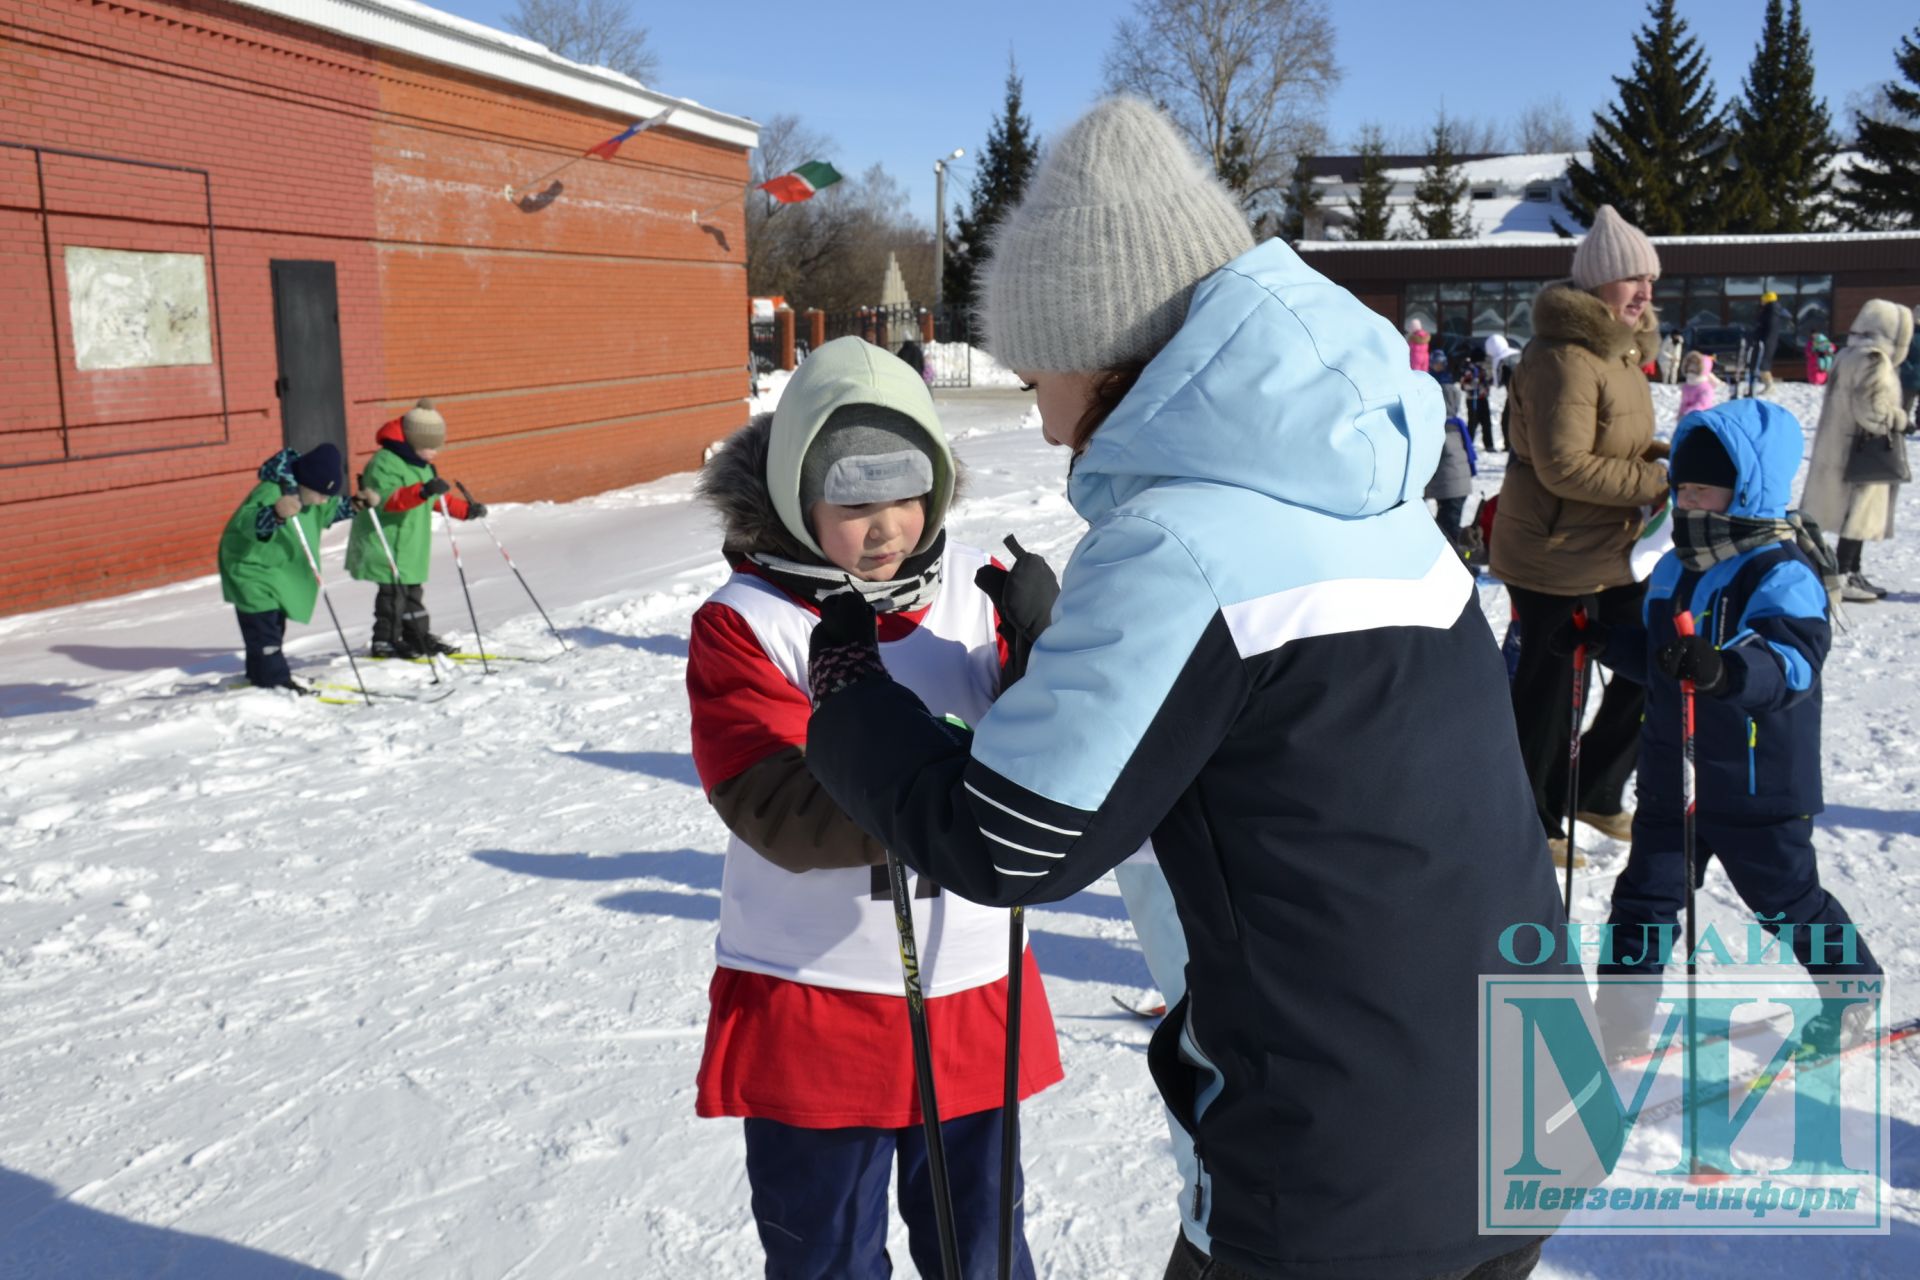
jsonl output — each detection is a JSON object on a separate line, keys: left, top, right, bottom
{"left": 585, "top": 106, "right": 673, "bottom": 161}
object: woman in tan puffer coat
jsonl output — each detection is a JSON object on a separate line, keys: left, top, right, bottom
{"left": 1491, "top": 205, "right": 1670, "bottom": 858}
{"left": 1800, "top": 298, "right": 1913, "bottom": 601}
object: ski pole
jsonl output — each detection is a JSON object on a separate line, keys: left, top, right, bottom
{"left": 361, "top": 503, "right": 447, "bottom": 684}
{"left": 884, "top": 850, "right": 961, "bottom": 1280}
{"left": 289, "top": 516, "right": 373, "bottom": 708}
{"left": 1000, "top": 905, "right": 1024, "bottom": 1280}
{"left": 1563, "top": 603, "right": 1591, "bottom": 912}
{"left": 436, "top": 496, "right": 491, "bottom": 675}
{"left": 456, "top": 481, "right": 570, "bottom": 654}
{"left": 1674, "top": 609, "right": 1704, "bottom": 1179}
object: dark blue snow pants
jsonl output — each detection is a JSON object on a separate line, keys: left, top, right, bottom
{"left": 236, "top": 608, "right": 293, "bottom": 689}
{"left": 742, "top": 1108, "right": 1033, "bottom": 1280}
{"left": 1600, "top": 815, "right": 1881, "bottom": 979}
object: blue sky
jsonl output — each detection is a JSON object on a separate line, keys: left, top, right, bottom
{"left": 436, "top": 0, "right": 1915, "bottom": 223}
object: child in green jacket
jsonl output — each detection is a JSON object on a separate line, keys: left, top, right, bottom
{"left": 344, "top": 399, "right": 488, "bottom": 658}
{"left": 216, "top": 444, "right": 374, "bottom": 690}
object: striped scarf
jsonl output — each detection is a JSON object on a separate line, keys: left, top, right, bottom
{"left": 748, "top": 529, "right": 946, "bottom": 615}
{"left": 1670, "top": 509, "right": 1794, "bottom": 572}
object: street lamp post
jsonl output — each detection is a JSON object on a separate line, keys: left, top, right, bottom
{"left": 932, "top": 148, "right": 965, "bottom": 317}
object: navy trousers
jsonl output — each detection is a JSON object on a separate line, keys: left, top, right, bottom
{"left": 743, "top": 1109, "right": 1033, "bottom": 1280}
{"left": 1601, "top": 815, "right": 1881, "bottom": 979}
{"left": 236, "top": 608, "right": 292, "bottom": 689}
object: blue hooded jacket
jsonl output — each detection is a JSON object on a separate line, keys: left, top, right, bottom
{"left": 809, "top": 240, "right": 1566, "bottom": 1277}
{"left": 1603, "top": 399, "right": 1829, "bottom": 819}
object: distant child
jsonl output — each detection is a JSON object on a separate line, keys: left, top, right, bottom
{"left": 1407, "top": 320, "right": 1431, "bottom": 372}
{"left": 1805, "top": 332, "right": 1835, "bottom": 386}
{"left": 1425, "top": 414, "right": 1477, "bottom": 556}
{"left": 685, "top": 337, "right": 1061, "bottom": 1277}
{"left": 1560, "top": 400, "right": 1881, "bottom": 1057}
{"left": 345, "top": 399, "right": 487, "bottom": 659}
{"left": 217, "top": 444, "right": 376, "bottom": 690}
{"left": 1677, "top": 350, "right": 1718, "bottom": 423}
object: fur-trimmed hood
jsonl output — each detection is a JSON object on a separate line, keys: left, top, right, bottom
{"left": 1531, "top": 279, "right": 1657, "bottom": 361}
{"left": 698, "top": 413, "right": 967, "bottom": 564}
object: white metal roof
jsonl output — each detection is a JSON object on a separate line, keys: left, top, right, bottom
{"left": 230, "top": 0, "right": 759, "bottom": 150}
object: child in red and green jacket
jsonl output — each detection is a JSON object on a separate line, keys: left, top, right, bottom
{"left": 344, "top": 399, "right": 487, "bottom": 658}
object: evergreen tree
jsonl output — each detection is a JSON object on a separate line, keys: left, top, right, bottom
{"left": 1563, "top": 0, "right": 1726, "bottom": 234}
{"left": 1843, "top": 24, "right": 1920, "bottom": 230}
{"left": 1345, "top": 126, "right": 1394, "bottom": 241}
{"left": 1721, "top": 0, "right": 1838, "bottom": 232}
{"left": 1277, "top": 149, "right": 1323, "bottom": 242}
{"left": 944, "top": 59, "right": 1041, "bottom": 320}
{"left": 1410, "top": 115, "right": 1470, "bottom": 240}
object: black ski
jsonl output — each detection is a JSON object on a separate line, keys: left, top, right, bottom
{"left": 1113, "top": 994, "right": 1167, "bottom": 1020}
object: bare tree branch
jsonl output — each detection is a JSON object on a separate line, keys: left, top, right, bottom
{"left": 506, "top": 0, "right": 658, "bottom": 83}
{"left": 1515, "top": 97, "right": 1581, "bottom": 153}
{"left": 1104, "top": 0, "right": 1341, "bottom": 217}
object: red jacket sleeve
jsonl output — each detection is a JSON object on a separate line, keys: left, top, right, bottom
{"left": 688, "top": 601, "right": 813, "bottom": 792}
{"left": 383, "top": 485, "right": 467, "bottom": 518}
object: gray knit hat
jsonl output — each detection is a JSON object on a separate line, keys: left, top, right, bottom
{"left": 980, "top": 97, "right": 1255, "bottom": 373}
{"left": 1570, "top": 205, "right": 1661, "bottom": 290}
{"left": 402, "top": 398, "right": 447, "bottom": 451}
{"left": 800, "top": 405, "right": 937, "bottom": 514}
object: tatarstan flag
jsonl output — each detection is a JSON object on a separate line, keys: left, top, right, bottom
{"left": 758, "top": 160, "right": 843, "bottom": 204}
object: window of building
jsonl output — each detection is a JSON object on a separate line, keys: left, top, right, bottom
{"left": 1524, "top": 183, "right": 1553, "bottom": 202}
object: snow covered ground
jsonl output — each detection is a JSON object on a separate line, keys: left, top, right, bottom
{"left": 1, "top": 381, "right": 1914, "bottom": 1277}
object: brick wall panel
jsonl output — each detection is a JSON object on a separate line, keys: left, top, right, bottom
{"left": 0, "top": 0, "right": 751, "bottom": 616}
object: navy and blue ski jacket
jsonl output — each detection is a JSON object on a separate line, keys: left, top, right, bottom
{"left": 808, "top": 240, "right": 1566, "bottom": 1278}
{"left": 1602, "top": 400, "right": 1829, "bottom": 821}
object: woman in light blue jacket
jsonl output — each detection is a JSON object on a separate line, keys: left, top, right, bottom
{"left": 804, "top": 98, "right": 1561, "bottom": 1280}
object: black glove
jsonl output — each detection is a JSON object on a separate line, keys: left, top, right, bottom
{"left": 421, "top": 477, "right": 450, "bottom": 500}
{"left": 465, "top": 501, "right": 488, "bottom": 520}
{"left": 1545, "top": 598, "right": 1606, "bottom": 662}
{"left": 1656, "top": 634, "right": 1729, "bottom": 696}
{"left": 974, "top": 536, "right": 1061, "bottom": 688}
{"left": 808, "top": 589, "right": 886, "bottom": 704}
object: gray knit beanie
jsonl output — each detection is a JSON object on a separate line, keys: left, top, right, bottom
{"left": 1570, "top": 205, "right": 1661, "bottom": 290}
{"left": 980, "top": 97, "right": 1255, "bottom": 373}
{"left": 402, "top": 397, "right": 447, "bottom": 451}
{"left": 799, "top": 405, "right": 937, "bottom": 516}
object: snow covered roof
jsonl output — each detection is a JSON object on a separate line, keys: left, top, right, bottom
{"left": 230, "top": 0, "right": 759, "bottom": 150}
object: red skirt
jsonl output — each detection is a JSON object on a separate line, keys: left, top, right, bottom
{"left": 696, "top": 949, "right": 1063, "bottom": 1129}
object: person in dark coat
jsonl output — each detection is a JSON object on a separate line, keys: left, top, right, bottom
{"left": 802, "top": 96, "right": 1561, "bottom": 1280}
{"left": 1748, "top": 290, "right": 1786, "bottom": 395}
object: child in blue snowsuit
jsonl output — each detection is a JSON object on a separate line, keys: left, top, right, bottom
{"left": 1562, "top": 400, "right": 1880, "bottom": 1053}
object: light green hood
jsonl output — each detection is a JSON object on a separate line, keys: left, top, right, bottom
{"left": 768, "top": 336, "right": 954, "bottom": 560}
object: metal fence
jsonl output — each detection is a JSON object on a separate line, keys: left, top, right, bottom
{"left": 752, "top": 304, "right": 981, "bottom": 389}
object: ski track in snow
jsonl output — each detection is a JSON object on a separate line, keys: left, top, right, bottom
{"left": 1, "top": 384, "right": 1915, "bottom": 1277}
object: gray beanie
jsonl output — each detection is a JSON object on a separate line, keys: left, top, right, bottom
{"left": 402, "top": 398, "right": 447, "bottom": 451}
{"left": 980, "top": 97, "right": 1255, "bottom": 373}
{"left": 800, "top": 404, "right": 938, "bottom": 517}
{"left": 1570, "top": 205, "right": 1661, "bottom": 290}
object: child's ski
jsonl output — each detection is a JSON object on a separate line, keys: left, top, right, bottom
{"left": 1113, "top": 994, "right": 1167, "bottom": 1020}
{"left": 307, "top": 679, "right": 456, "bottom": 705}
{"left": 1634, "top": 1014, "right": 1920, "bottom": 1128}
{"left": 371, "top": 651, "right": 556, "bottom": 666}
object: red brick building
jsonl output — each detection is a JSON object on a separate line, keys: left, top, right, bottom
{"left": 0, "top": 0, "right": 757, "bottom": 615}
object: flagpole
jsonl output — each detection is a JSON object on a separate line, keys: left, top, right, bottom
{"left": 692, "top": 187, "right": 751, "bottom": 222}
{"left": 505, "top": 153, "right": 588, "bottom": 202}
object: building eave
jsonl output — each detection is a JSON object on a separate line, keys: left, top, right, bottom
{"left": 229, "top": 0, "right": 760, "bottom": 150}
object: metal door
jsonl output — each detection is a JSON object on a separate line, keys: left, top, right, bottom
{"left": 269, "top": 260, "right": 347, "bottom": 458}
